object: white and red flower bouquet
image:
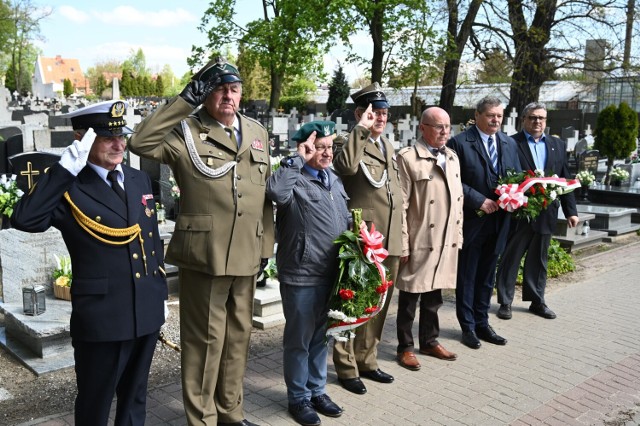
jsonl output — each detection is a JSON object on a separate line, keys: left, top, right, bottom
{"left": 492, "top": 169, "right": 581, "bottom": 221}
{"left": 327, "top": 209, "right": 393, "bottom": 341}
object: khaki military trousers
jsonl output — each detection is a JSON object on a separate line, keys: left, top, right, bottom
{"left": 179, "top": 269, "right": 255, "bottom": 425}
{"left": 333, "top": 255, "right": 399, "bottom": 378}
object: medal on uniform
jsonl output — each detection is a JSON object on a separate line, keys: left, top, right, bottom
{"left": 252, "top": 139, "right": 264, "bottom": 150}
{"left": 207, "top": 158, "right": 214, "bottom": 166}
{"left": 141, "top": 194, "right": 154, "bottom": 217}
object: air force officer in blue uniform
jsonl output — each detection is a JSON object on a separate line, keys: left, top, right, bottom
{"left": 11, "top": 100, "right": 168, "bottom": 426}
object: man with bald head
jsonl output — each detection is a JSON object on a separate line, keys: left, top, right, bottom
{"left": 395, "top": 107, "right": 463, "bottom": 370}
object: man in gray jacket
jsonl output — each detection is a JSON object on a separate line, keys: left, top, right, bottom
{"left": 267, "top": 121, "right": 351, "bottom": 426}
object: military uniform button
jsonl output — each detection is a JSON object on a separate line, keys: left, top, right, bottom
{"left": 238, "top": 193, "right": 242, "bottom": 198}
{"left": 153, "top": 271, "right": 157, "bottom": 276}
{"left": 151, "top": 251, "right": 156, "bottom": 256}
{"left": 429, "top": 247, "right": 434, "bottom": 252}
{"left": 133, "top": 253, "right": 139, "bottom": 260}
{"left": 237, "top": 175, "right": 242, "bottom": 180}
{"left": 456, "top": 220, "right": 460, "bottom": 224}
{"left": 238, "top": 211, "right": 243, "bottom": 216}
{"left": 452, "top": 243, "right": 457, "bottom": 248}
{"left": 148, "top": 232, "right": 153, "bottom": 238}
{"left": 429, "top": 224, "right": 435, "bottom": 228}
{"left": 430, "top": 200, "right": 435, "bottom": 204}
{"left": 135, "top": 272, "right": 141, "bottom": 279}
{"left": 95, "top": 216, "right": 101, "bottom": 222}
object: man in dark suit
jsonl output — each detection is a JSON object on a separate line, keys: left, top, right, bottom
{"left": 447, "top": 96, "right": 521, "bottom": 350}
{"left": 12, "top": 100, "right": 168, "bottom": 426}
{"left": 495, "top": 103, "right": 579, "bottom": 320}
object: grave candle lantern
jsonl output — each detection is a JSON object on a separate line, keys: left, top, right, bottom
{"left": 22, "top": 285, "right": 46, "bottom": 316}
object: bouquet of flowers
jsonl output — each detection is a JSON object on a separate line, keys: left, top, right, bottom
{"left": 492, "top": 169, "right": 581, "bottom": 221}
{"left": 327, "top": 209, "right": 393, "bottom": 341}
{"left": 609, "top": 167, "right": 630, "bottom": 183}
{"left": 575, "top": 170, "right": 596, "bottom": 186}
{"left": 0, "top": 174, "right": 24, "bottom": 217}
{"left": 52, "top": 254, "right": 72, "bottom": 300}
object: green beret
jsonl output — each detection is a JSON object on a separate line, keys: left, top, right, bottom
{"left": 192, "top": 56, "right": 242, "bottom": 87}
{"left": 292, "top": 121, "right": 336, "bottom": 143}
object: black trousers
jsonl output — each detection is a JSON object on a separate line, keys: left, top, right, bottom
{"left": 73, "top": 331, "right": 159, "bottom": 426}
{"left": 396, "top": 289, "right": 443, "bottom": 352}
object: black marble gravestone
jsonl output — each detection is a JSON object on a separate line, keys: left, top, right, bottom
{"left": 577, "top": 149, "right": 600, "bottom": 174}
{"left": 8, "top": 152, "right": 61, "bottom": 193}
{"left": 1, "top": 134, "right": 24, "bottom": 173}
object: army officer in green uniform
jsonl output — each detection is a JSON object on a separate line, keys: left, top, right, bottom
{"left": 128, "top": 58, "right": 275, "bottom": 426}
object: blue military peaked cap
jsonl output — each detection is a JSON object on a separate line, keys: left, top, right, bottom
{"left": 62, "top": 100, "right": 134, "bottom": 137}
{"left": 291, "top": 121, "right": 336, "bottom": 143}
{"left": 351, "top": 82, "right": 390, "bottom": 109}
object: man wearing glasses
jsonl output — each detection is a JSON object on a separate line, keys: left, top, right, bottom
{"left": 495, "top": 103, "right": 578, "bottom": 321}
{"left": 267, "top": 121, "right": 349, "bottom": 426}
{"left": 395, "top": 107, "right": 463, "bottom": 370}
{"left": 332, "top": 83, "right": 402, "bottom": 394}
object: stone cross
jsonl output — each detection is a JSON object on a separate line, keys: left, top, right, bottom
{"left": 334, "top": 117, "right": 349, "bottom": 134}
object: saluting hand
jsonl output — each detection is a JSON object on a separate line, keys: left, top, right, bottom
{"left": 297, "top": 131, "right": 317, "bottom": 163}
{"left": 357, "top": 104, "right": 376, "bottom": 130}
{"left": 59, "top": 128, "right": 96, "bottom": 176}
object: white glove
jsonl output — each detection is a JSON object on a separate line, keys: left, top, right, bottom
{"left": 164, "top": 300, "right": 169, "bottom": 321}
{"left": 59, "top": 128, "right": 96, "bottom": 175}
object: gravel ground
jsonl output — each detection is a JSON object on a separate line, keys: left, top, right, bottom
{"left": 0, "top": 234, "right": 637, "bottom": 425}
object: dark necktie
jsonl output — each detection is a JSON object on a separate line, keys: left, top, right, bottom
{"left": 225, "top": 126, "right": 239, "bottom": 148}
{"left": 107, "top": 170, "right": 127, "bottom": 204}
{"left": 487, "top": 136, "right": 499, "bottom": 172}
{"left": 318, "top": 170, "right": 328, "bottom": 188}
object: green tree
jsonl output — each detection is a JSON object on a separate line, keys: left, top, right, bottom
{"left": 194, "top": 0, "right": 333, "bottom": 109}
{"left": 62, "top": 78, "right": 73, "bottom": 97}
{"left": 155, "top": 75, "right": 164, "bottom": 97}
{"left": 95, "top": 74, "right": 107, "bottom": 98}
{"left": 85, "top": 59, "right": 121, "bottom": 95}
{"left": 123, "top": 48, "right": 149, "bottom": 78}
{"left": 594, "top": 102, "right": 639, "bottom": 184}
{"left": 235, "top": 42, "right": 270, "bottom": 102}
{"left": 334, "top": 0, "right": 434, "bottom": 85}
{"left": 438, "top": 0, "right": 484, "bottom": 112}
{"left": 120, "top": 66, "right": 135, "bottom": 97}
{"left": 326, "top": 64, "right": 350, "bottom": 114}
{"left": 476, "top": 48, "right": 512, "bottom": 84}
{"left": 3, "top": 0, "right": 50, "bottom": 94}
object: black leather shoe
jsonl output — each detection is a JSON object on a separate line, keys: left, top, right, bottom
{"left": 288, "top": 400, "right": 321, "bottom": 426}
{"left": 338, "top": 377, "right": 367, "bottom": 394}
{"left": 218, "top": 420, "right": 259, "bottom": 426}
{"left": 497, "top": 304, "right": 512, "bottom": 320}
{"left": 461, "top": 331, "right": 481, "bottom": 349}
{"left": 311, "top": 394, "right": 343, "bottom": 417}
{"left": 476, "top": 325, "right": 507, "bottom": 345}
{"left": 360, "top": 368, "right": 394, "bottom": 383}
{"left": 529, "top": 303, "right": 557, "bottom": 319}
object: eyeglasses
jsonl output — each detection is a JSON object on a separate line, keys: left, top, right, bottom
{"left": 527, "top": 115, "right": 547, "bottom": 122}
{"left": 314, "top": 145, "right": 333, "bottom": 153}
{"left": 422, "top": 123, "right": 451, "bottom": 132}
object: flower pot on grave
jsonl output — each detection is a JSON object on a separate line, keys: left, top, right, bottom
{"left": 53, "top": 284, "right": 72, "bottom": 301}
{"left": 579, "top": 185, "right": 590, "bottom": 202}
{"left": 612, "top": 180, "right": 622, "bottom": 187}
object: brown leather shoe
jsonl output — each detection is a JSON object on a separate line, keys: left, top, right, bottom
{"left": 419, "top": 344, "right": 457, "bottom": 361}
{"left": 397, "top": 351, "right": 421, "bottom": 371}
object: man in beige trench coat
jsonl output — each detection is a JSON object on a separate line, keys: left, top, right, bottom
{"left": 128, "top": 58, "right": 274, "bottom": 426}
{"left": 395, "top": 107, "right": 464, "bottom": 371}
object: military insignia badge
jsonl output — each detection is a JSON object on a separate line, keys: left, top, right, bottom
{"left": 252, "top": 139, "right": 264, "bottom": 150}
{"left": 200, "top": 133, "right": 208, "bottom": 140}
{"left": 110, "top": 101, "right": 125, "bottom": 118}
{"left": 323, "top": 125, "right": 331, "bottom": 136}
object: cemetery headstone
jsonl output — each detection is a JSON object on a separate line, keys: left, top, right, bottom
{"left": 577, "top": 149, "right": 600, "bottom": 175}
{"left": 574, "top": 138, "right": 588, "bottom": 158}
{"left": 0, "top": 228, "right": 70, "bottom": 303}
{"left": 8, "top": 152, "right": 61, "bottom": 193}
{"left": 330, "top": 109, "right": 356, "bottom": 133}
{"left": 50, "top": 130, "right": 75, "bottom": 148}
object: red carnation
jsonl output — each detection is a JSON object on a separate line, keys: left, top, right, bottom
{"left": 375, "top": 285, "right": 387, "bottom": 294}
{"left": 339, "top": 289, "right": 355, "bottom": 300}
{"left": 364, "top": 306, "right": 377, "bottom": 314}
{"left": 527, "top": 170, "right": 535, "bottom": 176}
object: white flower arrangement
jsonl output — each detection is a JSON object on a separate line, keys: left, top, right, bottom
{"left": 576, "top": 170, "right": 596, "bottom": 186}
{"left": 0, "top": 174, "right": 24, "bottom": 217}
{"left": 609, "top": 167, "right": 630, "bottom": 182}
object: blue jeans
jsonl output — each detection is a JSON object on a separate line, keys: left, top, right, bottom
{"left": 280, "top": 283, "right": 331, "bottom": 405}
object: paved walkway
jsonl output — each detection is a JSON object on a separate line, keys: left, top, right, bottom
{"left": 18, "top": 241, "right": 640, "bottom": 426}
